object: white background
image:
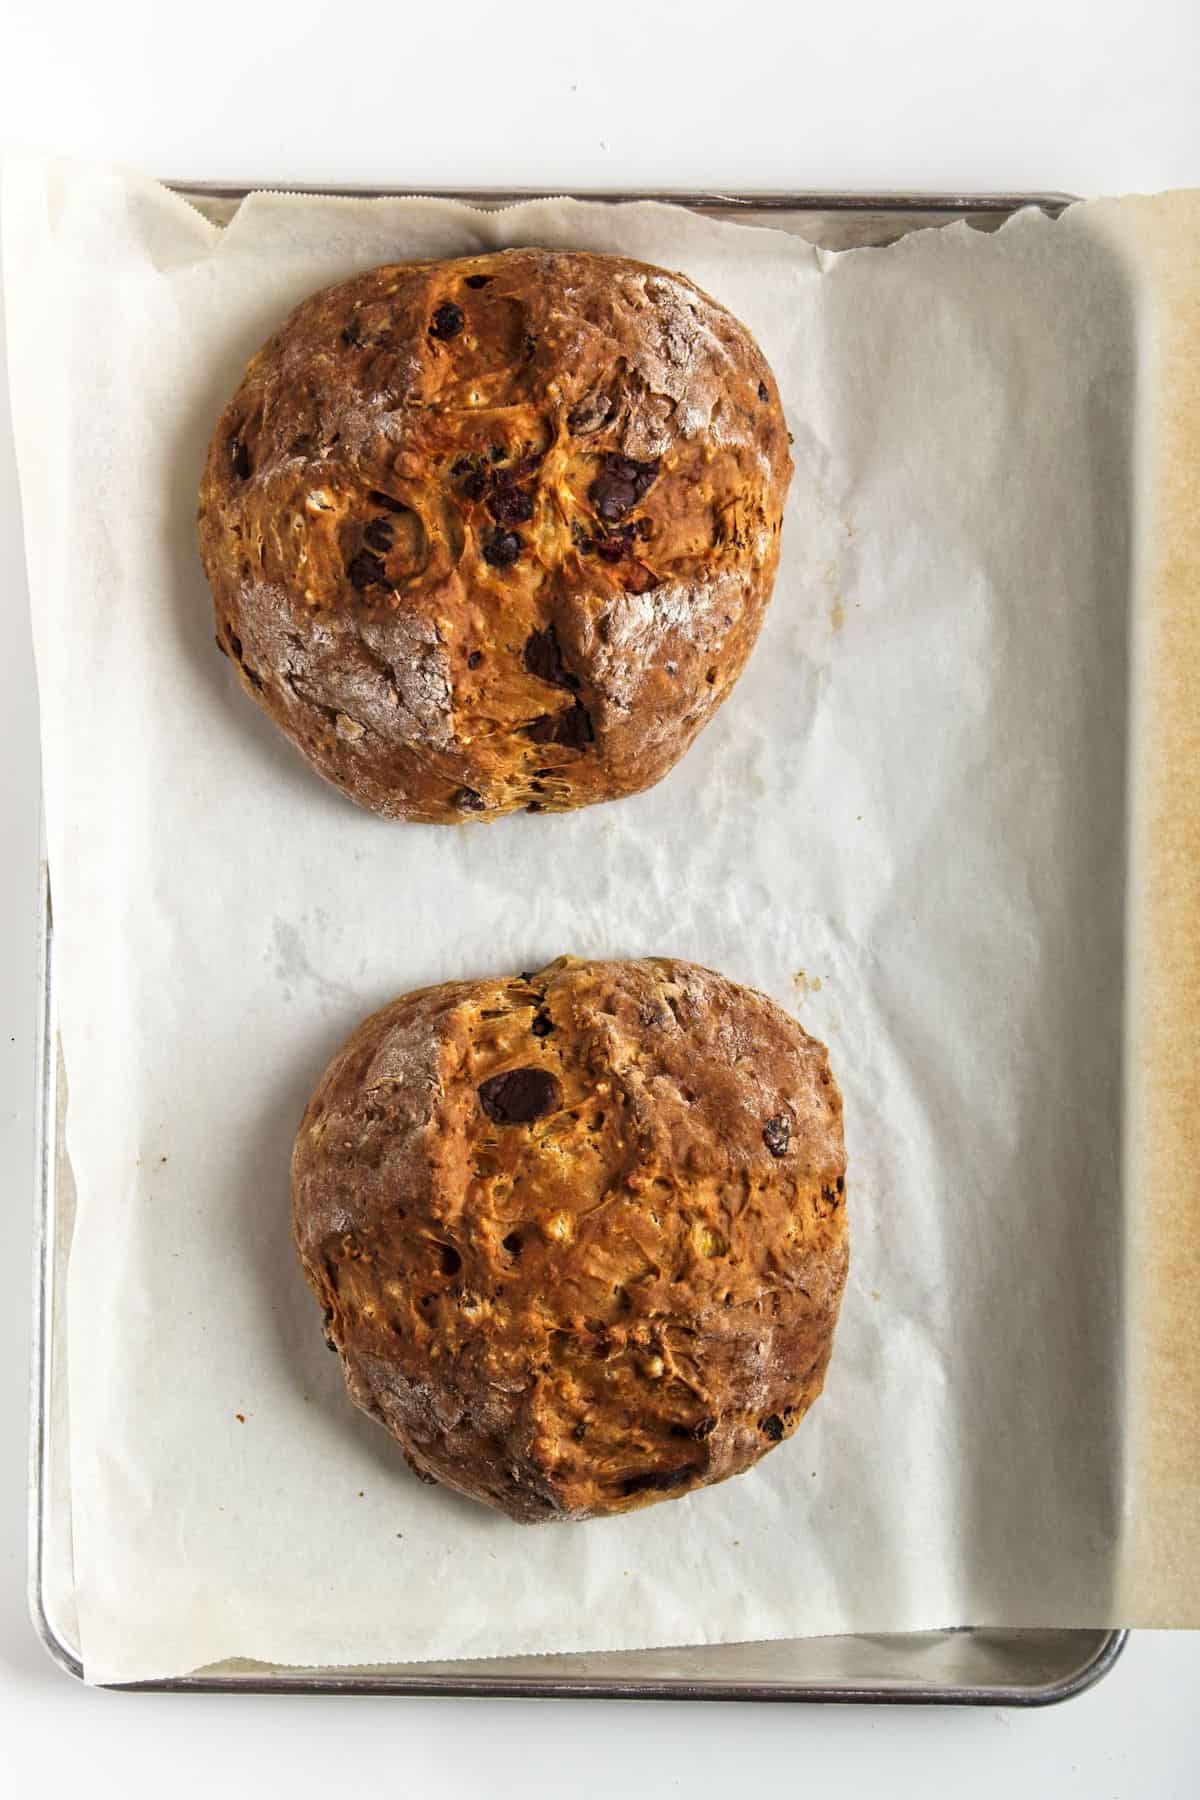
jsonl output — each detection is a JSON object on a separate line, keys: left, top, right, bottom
{"left": 1, "top": 1, "right": 1197, "bottom": 1792}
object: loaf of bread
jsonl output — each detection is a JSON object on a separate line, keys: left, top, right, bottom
{"left": 198, "top": 249, "right": 792, "bottom": 822}
{"left": 292, "top": 956, "right": 847, "bottom": 1521}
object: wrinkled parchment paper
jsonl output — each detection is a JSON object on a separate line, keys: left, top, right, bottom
{"left": 5, "top": 157, "right": 1198, "bottom": 1683}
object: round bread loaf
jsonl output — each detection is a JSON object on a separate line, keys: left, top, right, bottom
{"left": 198, "top": 249, "right": 792, "bottom": 822}
{"left": 292, "top": 956, "right": 847, "bottom": 1521}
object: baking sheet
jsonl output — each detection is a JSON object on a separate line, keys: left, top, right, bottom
{"left": 3, "top": 156, "right": 1196, "bottom": 1684}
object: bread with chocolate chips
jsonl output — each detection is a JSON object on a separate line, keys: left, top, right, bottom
{"left": 291, "top": 956, "right": 847, "bottom": 1521}
{"left": 198, "top": 250, "right": 792, "bottom": 821}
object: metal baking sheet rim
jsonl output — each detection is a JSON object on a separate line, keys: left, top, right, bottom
{"left": 26, "top": 184, "right": 1126, "bottom": 1703}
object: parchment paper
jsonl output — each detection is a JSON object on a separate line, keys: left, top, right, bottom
{"left": 4, "top": 156, "right": 1195, "bottom": 1684}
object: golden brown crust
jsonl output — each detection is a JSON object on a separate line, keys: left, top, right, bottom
{"left": 198, "top": 250, "right": 792, "bottom": 822}
{"left": 291, "top": 956, "right": 847, "bottom": 1521}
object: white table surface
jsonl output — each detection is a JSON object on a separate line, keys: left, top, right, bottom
{"left": 2, "top": 3, "right": 1198, "bottom": 1792}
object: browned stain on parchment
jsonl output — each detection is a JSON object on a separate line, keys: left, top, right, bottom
{"left": 1096, "top": 191, "right": 1200, "bottom": 1626}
